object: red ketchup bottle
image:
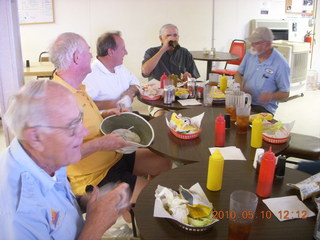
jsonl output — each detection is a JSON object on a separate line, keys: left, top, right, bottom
{"left": 256, "top": 147, "right": 276, "bottom": 198}
{"left": 160, "top": 73, "right": 168, "bottom": 89}
{"left": 215, "top": 113, "right": 225, "bottom": 147}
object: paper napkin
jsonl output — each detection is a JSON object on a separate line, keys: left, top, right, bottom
{"left": 263, "top": 195, "right": 315, "bottom": 222}
{"left": 178, "top": 99, "right": 202, "bottom": 106}
{"left": 209, "top": 146, "right": 246, "bottom": 160}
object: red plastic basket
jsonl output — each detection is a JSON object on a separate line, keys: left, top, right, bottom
{"left": 262, "top": 124, "right": 290, "bottom": 144}
{"left": 141, "top": 94, "right": 161, "bottom": 101}
{"left": 169, "top": 127, "right": 202, "bottom": 140}
{"left": 262, "top": 134, "right": 290, "bottom": 144}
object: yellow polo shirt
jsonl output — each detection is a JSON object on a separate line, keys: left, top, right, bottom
{"left": 53, "top": 75, "right": 122, "bottom": 195}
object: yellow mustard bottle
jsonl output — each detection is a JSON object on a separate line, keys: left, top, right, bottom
{"left": 206, "top": 149, "right": 224, "bottom": 191}
{"left": 219, "top": 75, "right": 228, "bottom": 93}
{"left": 251, "top": 117, "right": 263, "bottom": 148}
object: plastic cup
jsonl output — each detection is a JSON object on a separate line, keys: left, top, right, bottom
{"left": 228, "top": 190, "right": 258, "bottom": 240}
{"left": 225, "top": 91, "right": 236, "bottom": 121}
{"left": 203, "top": 85, "right": 212, "bottom": 106}
{"left": 236, "top": 105, "right": 251, "bottom": 134}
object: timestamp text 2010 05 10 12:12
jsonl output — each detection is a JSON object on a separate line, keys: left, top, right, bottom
{"left": 212, "top": 210, "right": 272, "bottom": 220}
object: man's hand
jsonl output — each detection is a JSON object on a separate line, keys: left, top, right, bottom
{"left": 182, "top": 72, "right": 192, "bottom": 81}
{"left": 161, "top": 36, "right": 175, "bottom": 51}
{"left": 101, "top": 107, "right": 130, "bottom": 118}
{"left": 78, "top": 183, "right": 131, "bottom": 240}
{"left": 97, "top": 133, "right": 136, "bottom": 151}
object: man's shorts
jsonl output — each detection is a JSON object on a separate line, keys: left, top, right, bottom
{"left": 148, "top": 106, "right": 163, "bottom": 117}
{"left": 98, "top": 152, "right": 137, "bottom": 192}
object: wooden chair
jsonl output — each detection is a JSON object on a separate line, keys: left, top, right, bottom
{"left": 211, "top": 39, "right": 246, "bottom": 77}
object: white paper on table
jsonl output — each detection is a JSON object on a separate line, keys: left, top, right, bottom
{"left": 263, "top": 195, "right": 315, "bottom": 222}
{"left": 209, "top": 146, "right": 246, "bottom": 160}
{"left": 178, "top": 99, "right": 202, "bottom": 106}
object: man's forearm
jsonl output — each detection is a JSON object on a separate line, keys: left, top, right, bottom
{"left": 235, "top": 72, "right": 246, "bottom": 90}
{"left": 142, "top": 48, "right": 166, "bottom": 76}
{"left": 80, "top": 139, "right": 103, "bottom": 159}
{"left": 272, "top": 91, "right": 289, "bottom": 101}
{"left": 120, "top": 85, "right": 139, "bottom": 100}
{"left": 234, "top": 72, "right": 243, "bottom": 85}
{"left": 94, "top": 100, "right": 117, "bottom": 110}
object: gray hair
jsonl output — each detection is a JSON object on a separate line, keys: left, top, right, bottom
{"left": 96, "top": 31, "right": 121, "bottom": 57}
{"left": 49, "top": 32, "right": 86, "bottom": 71}
{"left": 159, "top": 24, "right": 178, "bottom": 36}
{"left": 4, "top": 80, "right": 70, "bottom": 139}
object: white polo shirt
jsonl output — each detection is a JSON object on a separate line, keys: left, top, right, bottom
{"left": 83, "top": 59, "right": 140, "bottom": 101}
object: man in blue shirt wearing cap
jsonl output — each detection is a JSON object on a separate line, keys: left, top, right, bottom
{"left": 235, "top": 27, "right": 290, "bottom": 114}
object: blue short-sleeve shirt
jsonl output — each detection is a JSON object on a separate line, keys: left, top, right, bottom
{"left": 0, "top": 139, "right": 84, "bottom": 239}
{"left": 238, "top": 48, "right": 290, "bottom": 114}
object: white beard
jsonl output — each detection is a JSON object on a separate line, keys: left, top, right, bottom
{"left": 250, "top": 47, "right": 258, "bottom": 55}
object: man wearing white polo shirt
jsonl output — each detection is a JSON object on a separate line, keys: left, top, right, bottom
{"left": 83, "top": 31, "right": 139, "bottom": 111}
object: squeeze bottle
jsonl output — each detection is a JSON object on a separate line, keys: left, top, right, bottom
{"left": 256, "top": 147, "right": 276, "bottom": 198}
{"left": 215, "top": 113, "right": 225, "bottom": 147}
{"left": 160, "top": 73, "right": 168, "bottom": 89}
{"left": 250, "top": 117, "right": 263, "bottom": 148}
{"left": 219, "top": 75, "right": 228, "bottom": 93}
{"left": 206, "top": 149, "right": 224, "bottom": 191}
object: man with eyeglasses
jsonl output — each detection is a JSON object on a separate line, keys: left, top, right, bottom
{"left": 50, "top": 32, "right": 172, "bottom": 216}
{"left": 0, "top": 80, "right": 131, "bottom": 239}
{"left": 235, "top": 27, "right": 290, "bottom": 115}
{"left": 142, "top": 23, "right": 200, "bottom": 81}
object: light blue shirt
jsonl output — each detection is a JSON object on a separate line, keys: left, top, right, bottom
{"left": 0, "top": 139, "right": 84, "bottom": 239}
{"left": 238, "top": 48, "right": 290, "bottom": 114}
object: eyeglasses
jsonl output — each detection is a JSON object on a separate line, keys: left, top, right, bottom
{"left": 251, "top": 41, "right": 265, "bottom": 46}
{"left": 31, "top": 111, "right": 83, "bottom": 137}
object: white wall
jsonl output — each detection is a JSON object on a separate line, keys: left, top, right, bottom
{"left": 20, "top": 0, "right": 213, "bottom": 83}
{"left": 19, "top": 0, "right": 317, "bottom": 83}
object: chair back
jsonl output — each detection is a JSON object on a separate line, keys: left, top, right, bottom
{"left": 225, "top": 39, "right": 246, "bottom": 67}
{"left": 39, "top": 51, "right": 49, "bottom": 62}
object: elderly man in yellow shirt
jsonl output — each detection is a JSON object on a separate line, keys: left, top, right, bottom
{"left": 50, "top": 32, "right": 172, "bottom": 205}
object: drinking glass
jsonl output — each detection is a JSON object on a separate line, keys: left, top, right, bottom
{"left": 228, "top": 190, "right": 258, "bottom": 240}
{"left": 236, "top": 105, "right": 251, "bottom": 134}
{"left": 203, "top": 85, "right": 212, "bottom": 106}
{"left": 225, "top": 91, "right": 236, "bottom": 121}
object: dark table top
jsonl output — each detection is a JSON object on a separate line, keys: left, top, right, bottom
{"left": 137, "top": 94, "right": 225, "bottom": 111}
{"left": 190, "top": 51, "right": 240, "bottom": 62}
{"left": 134, "top": 161, "right": 316, "bottom": 240}
{"left": 148, "top": 106, "right": 288, "bottom": 164}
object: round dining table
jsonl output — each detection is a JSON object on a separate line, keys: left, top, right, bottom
{"left": 190, "top": 51, "right": 240, "bottom": 80}
{"left": 147, "top": 106, "right": 288, "bottom": 164}
{"left": 134, "top": 160, "right": 316, "bottom": 240}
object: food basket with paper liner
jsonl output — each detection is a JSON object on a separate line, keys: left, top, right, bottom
{"left": 154, "top": 183, "right": 218, "bottom": 233}
{"left": 175, "top": 88, "right": 189, "bottom": 99}
{"left": 165, "top": 112, "right": 204, "bottom": 140}
{"left": 100, "top": 112, "right": 154, "bottom": 154}
{"left": 262, "top": 121, "right": 294, "bottom": 144}
{"left": 139, "top": 79, "right": 163, "bottom": 100}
